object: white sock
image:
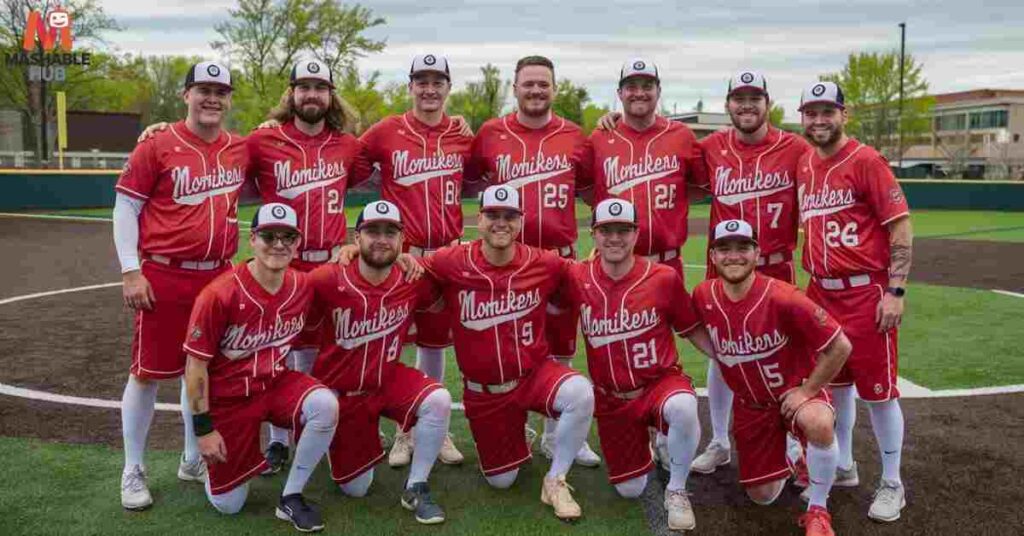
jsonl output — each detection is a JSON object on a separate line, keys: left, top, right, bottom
{"left": 485, "top": 469, "right": 518, "bottom": 489}
{"left": 283, "top": 389, "right": 338, "bottom": 496}
{"left": 663, "top": 393, "right": 700, "bottom": 492}
{"left": 339, "top": 468, "right": 374, "bottom": 497}
{"left": 706, "top": 362, "right": 733, "bottom": 449}
{"left": 868, "top": 399, "right": 904, "bottom": 484}
{"left": 831, "top": 385, "right": 857, "bottom": 470}
{"left": 615, "top": 475, "right": 647, "bottom": 499}
{"left": 415, "top": 346, "right": 445, "bottom": 382}
{"left": 543, "top": 357, "right": 574, "bottom": 440}
{"left": 787, "top": 434, "right": 804, "bottom": 465}
{"left": 180, "top": 377, "right": 200, "bottom": 464}
{"left": 121, "top": 375, "right": 157, "bottom": 470}
{"left": 407, "top": 389, "right": 451, "bottom": 488}
{"left": 205, "top": 479, "right": 249, "bottom": 514}
{"left": 546, "top": 376, "right": 594, "bottom": 478}
{"left": 806, "top": 440, "right": 839, "bottom": 509}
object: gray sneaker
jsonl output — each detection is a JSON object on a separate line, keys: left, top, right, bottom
{"left": 868, "top": 480, "right": 906, "bottom": 522}
{"left": 401, "top": 482, "right": 445, "bottom": 525}
{"left": 691, "top": 442, "right": 731, "bottom": 474}
{"left": 834, "top": 461, "right": 860, "bottom": 487}
{"left": 121, "top": 464, "right": 153, "bottom": 510}
{"left": 177, "top": 454, "right": 207, "bottom": 482}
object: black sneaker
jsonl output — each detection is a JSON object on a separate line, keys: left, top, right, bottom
{"left": 401, "top": 482, "right": 446, "bottom": 525}
{"left": 275, "top": 494, "right": 324, "bottom": 532}
{"left": 262, "top": 442, "right": 289, "bottom": 476}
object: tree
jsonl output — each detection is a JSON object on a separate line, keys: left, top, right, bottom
{"left": 139, "top": 55, "right": 202, "bottom": 124}
{"left": 552, "top": 78, "right": 588, "bottom": 125}
{"left": 336, "top": 67, "right": 385, "bottom": 133}
{"left": 580, "top": 103, "right": 609, "bottom": 134}
{"left": 447, "top": 64, "right": 508, "bottom": 130}
{"left": 769, "top": 103, "right": 785, "bottom": 127}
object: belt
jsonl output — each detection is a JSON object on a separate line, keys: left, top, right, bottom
{"left": 146, "top": 254, "right": 223, "bottom": 271}
{"left": 644, "top": 249, "right": 679, "bottom": 263}
{"left": 543, "top": 245, "right": 574, "bottom": 258}
{"left": 815, "top": 273, "right": 875, "bottom": 291}
{"left": 409, "top": 240, "right": 459, "bottom": 258}
{"left": 299, "top": 245, "right": 341, "bottom": 263}
{"left": 336, "top": 389, "right": 369, "bottom": 397}
{"left": 596, "top": 385, "right": 645, "bottom": 400}
{"left": 465, "top": 379, "right": 520, "bottom": 395}
{"left": 757, "top": 250, "right": 793, "bottom": 267}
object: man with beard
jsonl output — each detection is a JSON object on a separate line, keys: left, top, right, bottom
{"left": 796, "top": 81, "right": 913, "bottom": 523}
{"left": 691, "top": 71, "right": 811, "bottom": 479}
{"left": 308, "top": 201, "right": 453, "bottom": 525}
{"left": 467, "top": 55, "right": 600, "bottom": 468}
{"left": 114, "top": 61, "right": 248, "bottom": 510}
{"left": 247, "top": 60, "right": 373, "bottom": 472}
{"left": 691, "top": 219, "right": 851, "bottom": 536}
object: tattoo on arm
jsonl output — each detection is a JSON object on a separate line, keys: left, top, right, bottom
{"left": 190, "top": 377, "right": 205, "bottom": 414}
{"left": 889, "top": 243, "right": 912, "bottom": 282}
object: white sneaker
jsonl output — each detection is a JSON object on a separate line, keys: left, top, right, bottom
{"left": 177, "top": 454, "right": 207, "bottom": 482}
{"left": 834, "top": 461, "right": 860, "bottom": 487}
{"left": 121, "top": 465, "right": 153, "bottom": 510}
{"left": 574, "top": 441, "right": 602, "bottom": 468}
{"left": 868, "top": 480, "right": 906, "bottom": 522}
{"left": 437, "top": 434, "right": 464, "bottom": 465}
{"left": 389, "top": 431, "right": 414, "bottom": 467}
{"left": 691, "top": 442, "right": 731, "bottom": 474}
{"left": 664, "top": 488, "right": 696, "bottom": 530}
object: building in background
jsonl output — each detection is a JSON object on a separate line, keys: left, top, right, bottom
{"left": 0, "top": 109, "right": 139, "bottom": 169}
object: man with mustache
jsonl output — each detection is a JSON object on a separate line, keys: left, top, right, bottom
{"left": 796, "top": 81, "right": 913, "bottom": 523}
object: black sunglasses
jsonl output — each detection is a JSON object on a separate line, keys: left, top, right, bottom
{"left": 257, "top": 230, "right": 299, "bottom": 246}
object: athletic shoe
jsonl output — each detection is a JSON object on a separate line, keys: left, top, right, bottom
{"left": 834, "top": 461, "right": 860, "bottom": 487}
{"left": 868, "top": 480, "right": 906, "bottom": 522}
{"left": 691, "top": 442, "right": 731, "bottom": 474}
{"left": 539, "top": 434, "right": 602, "bottom": 467}
{"left": 177, "top": 454, "right": 207, "bottom": 483}
{"left": 540, "top": 474, "right": 582, "bottom": 520}
{"left": 437, "top": 434, "right": 464, "bottom": 465}
{"left": 276, "top": 494, "right": 325, "bottom": 532}
{"left": 262, "top": 442, "right": 289, "bottom": 476}
{"left": 664, "top": 488, "right": 696, "bottom": 531}
{"left": 389, "top": 431, "right": 414, "bottom": 468}
{"left": 798, "top": 505, "right": 835, "bottom": 536}
{"left": 401, "top": 482, "right": 446, "bottom": 525}
{"left": 121, "top": 464, "right": 153, "bottom": 510}
{"left": 792, "top": 455, "right": 810, "bottom": 488}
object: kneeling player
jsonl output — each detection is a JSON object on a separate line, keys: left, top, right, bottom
{"left": 309, "top": 201, "right": 453, "bottom": 525}
{"left": 183, "top": 204, "right": 338, "bottom": 532}
{"left": 690, "top": 220, "right": 852, "bottom": 536}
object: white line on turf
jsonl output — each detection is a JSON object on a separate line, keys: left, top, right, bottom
{"left": 992, "top": 289, "right": 1024, "bottom": 299}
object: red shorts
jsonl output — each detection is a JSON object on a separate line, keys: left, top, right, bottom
{"left": 808, "top": 276, "right": 900, "bottom": 402}
{"left": 207, "top": 371, "right": 325, "bottom": 495}
{"left": 704, "top": 252, "right": 795, "bottom": 284}
{"left": 594, "top": 373, "right": 695, "bottom": 484}
{"left": 546, "top": 246, "right": 578, "bottom": 358}
{"left": 407, "top": 244, "right": 453, "bottom": 348}
{"left": 327, "top": 364, "right": 441, "bottom": 483}
{"left": 462, "top": 359, "right": 579, "bottom": 476}
{"left": 732, "top": 389, "right": 833, "bottom": 488}
{"left": 130, "top": 260, "right": 229, "bottom": 380}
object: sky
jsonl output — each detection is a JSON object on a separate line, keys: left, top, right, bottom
{"left": 98, "top": 0, "right": 1024, "bottom": 122}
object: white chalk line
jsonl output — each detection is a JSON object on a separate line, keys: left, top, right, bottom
{"left": 992, "top": 289, "right": 1024, "bottom": 299}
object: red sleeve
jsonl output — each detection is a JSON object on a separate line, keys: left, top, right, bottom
{"left": 115, "top": 139, "right": 159, "bottom": 200}
{"left": 575, "top": 136, "right": 595, "bottom": 192}
{"left": 667, "top": 271, "right": 701, "bottom": 335}
{"left": 785, "top": 288, "right": 842, "bottom": 353}
{"left": 684, "top": 129, "right": 710, "bottom": 189}
{"left": 860, "top": 152, "right": 910, "bottom": 226}
{"left": 359, "top": 120, "right": 385, "bottom": 166}
{"left": 418, "top": 246, "right": 456, "bottom": 283}
{"left": 183, "top": 287, "right": 226, "bottom": 360}
{"left": 414, "top": 277, "right": 444, "bottom": 312}
{"left": 349, "top": 137, "right": 374, "bottom": 187}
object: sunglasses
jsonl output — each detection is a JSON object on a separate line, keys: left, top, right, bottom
{"left": 257, "top": 230, "right": 299, "bottom": 246}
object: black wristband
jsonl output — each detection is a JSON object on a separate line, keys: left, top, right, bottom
{"left": 886, "top": 286, "right": 906, "bottom": 298}
{"left": 193, "top": 412, "right": 214, "bottom": 436}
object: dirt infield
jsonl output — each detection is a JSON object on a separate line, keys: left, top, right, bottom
{"left": 2, "top": 215, "right": 1023, "bottom": 534}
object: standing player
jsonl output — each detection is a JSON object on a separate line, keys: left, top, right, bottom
{"left": 309, "top": 201, "right": 453, "bottom": 525}
{"left": 562, "top": 199, "right": 711, "bottom": 531}
{"left": 359, "top": 54, "right": 472, "bottom": 467}
{"left": 183, "top": 203, "right": 338, "bottom": 532}
{"left": 692, "top": 71, "right": 811, "bottom": 476}
{"left": 248, "top": 59, "right": 371, "bottom": 471}
{"left": 420, "top": 185, "right": 595, "bottom": 521}
{"left": 113, "top": 61, "right": 248, "bottom": 510}
{"left": 796, "top": 81, "right": 913, "bottom": 522}
{"left": 692, "top": 219, "right": 852, "bottom": 536}
{"left": 467, "top": 55, "right": 600, "bottom": 467}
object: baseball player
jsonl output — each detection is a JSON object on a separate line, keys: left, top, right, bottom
{"left": 418, "top": 185, "right": 595, "bottom": 521}
{"left": 248, "top": 59, "right": 372, "bottom": 472}
{"left": 307, "top": 201, "right": 452, "bottom": 525}
{"left": 692, "top": 71, "right": 812, "bottom": 478}
{"left": 466, "top": 55, "right": 600, "bottom": 467}
{"left": 183, "top": 203, "right": 338, "bottom": 532}
{"left": 359, "top": 54, "right": 472, "bottom": 467}
{"left": 113, "top": 61, "right": 248, "bottom": 510}
{"left": 796, "top": 81, "right": 913, "bottom": 522}
{"left": 561, "top": 198, "right": 712, "bottom": 531}
{"left": 692, "top": 219, "right": 852, "bottom": 536}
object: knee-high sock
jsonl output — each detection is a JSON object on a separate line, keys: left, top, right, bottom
{"left": 407, "top": 389, "right": 451, "bottom": 488}
{"left": 806, "top": 440, "right": 839, "bottom": 509}
{"left": 339, "top": 468, "right": 374, "bottom": 497}
{"left": 663, "top": 393, "right": 700, "bottom": 492}
{"left": 547, "top": 375, "right": 594, "bottom": 478}
{"left": 867, "top": 399, "right": 904, "bottom": 484}
{"left": 485, "top": 469, "right": 518, "bottom": 489}
{"left": 283, "top": 389, "right": 338, "bottom": 496}
{"left": 415, "top": 346, "right": 445, "bottom": 382}
{"left": 180, "top": 377, "right": 200, "bottom": 463}
{"left": 615, "top": 474, "right": 648, "bottom": 499}
{"left": 831, "top": 385, "right": 857, "bottom": 470}
{"left": 121, "top": 375, "right": 158, "bottom": 469}
{"left": 269, "top": 349, "right": 319, "bottom": 447}
{"left": 706, "top": 362, "right": 733, "bottom": 449}
{"left": 205, "top": 479, "right": 249, "bottom": 514}
{"left": 543, "top": 357, "right": 574, "bottom": 438}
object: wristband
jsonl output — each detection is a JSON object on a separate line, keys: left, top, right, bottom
{"left": 193, "top": 412, "right": 215, "bottom": 436}
{"left": 885, "top": 286, "right": 906, "bottom": 298}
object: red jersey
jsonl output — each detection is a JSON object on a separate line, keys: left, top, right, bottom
{"left": 585, "top": 116, "right": 709, "bottom": 255}
{"left": 468, "top": 113, "right": 590, "bottom": 249}
{"left": 691, "top": 274, "right": 842, "bottom": 406}
{"left": 564, "top": 258, "right": 700, "bottom": 392}
{"left": 361, "top": 112, "right": 473, "bottom": 249}
{"left": 115, "top": 121, "right": 248, "bottom": 261}
{"left": 184, "top": 263, "right": 312, "bottom": 399}
{"left": 701, "top": 127, "right": 808, "bottom": 256}
{"left": 422, "top": 241, "right": 568, "bottom": 385}
{"left": 797, "top": 139, "right": 910, "bottom": 277}
{"left": 248, "top": 121, "right": 371, "bottom": 252}
{"left": 307, "top": 261, "right": 439, "bottom": 392}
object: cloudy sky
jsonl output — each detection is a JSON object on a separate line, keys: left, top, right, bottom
{"left": 100, "top": 0, "right": 1024, "bottom": 121}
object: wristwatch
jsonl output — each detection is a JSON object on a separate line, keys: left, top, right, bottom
{"left": 886, "top": 287, "right": 906, "bottom": 298}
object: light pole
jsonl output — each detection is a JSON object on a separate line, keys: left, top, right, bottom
{"left": 898, "top": 22, "right": 906, "bottom": 176}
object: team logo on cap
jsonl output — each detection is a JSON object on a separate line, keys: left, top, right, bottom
{"left": 271, "top": 205, "right": 287, "bottom": 219}
{"left": 207, "top": 64, "right": 220, "bottom": 77}
{"left": 740, "top": 72, "right": 754, "bottom": 83}
{"left": 307, "top": 62, "right": 320, "bottom": 73}
{"left": 424, "top": 54, "right": 436, "bottom": 65}
{"left": 495, "top": 188, "right": 509, "bottom": 201}
{"left": 725, "top": 220, "right": 740, "bottom": 232}
{"left": 609, "top": 202, "right": 623, "bottom": 216}
{"left": 633, "top": 61, "right": 646, "bottom": 70}
{"left": 375, "top": 202, "right": 389, "bottom": 214}
{"left": 812, "top": 84, "right": 827, "bottom": 97}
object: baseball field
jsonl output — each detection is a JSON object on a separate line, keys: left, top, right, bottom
{"left": 1, "top": 201, "right": 1021, "bottom": 535}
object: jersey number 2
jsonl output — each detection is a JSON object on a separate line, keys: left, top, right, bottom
{"left": 630, "top": 340, "right": 657, "bottom": 369}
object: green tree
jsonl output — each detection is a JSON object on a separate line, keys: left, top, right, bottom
{"left": 581, "top": 103, "right": 609, "bottom": 135}
{"left": 552, "top": 78, "right": 588, "bottom": 125}
{"left": 447, "top": 64, "right": 508, "bottom": 130}
{"left": 769, "top": 103, "right": 785, "bottom": 127}
{"left": 139, "top": 55, "right": 202, "bottom": 124}
{"left": 337, "top": 67, "right": 386, "bottom": 134}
